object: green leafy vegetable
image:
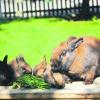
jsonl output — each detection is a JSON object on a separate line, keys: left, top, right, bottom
{"left": 12, "top": 74, "right": 50, "bottom": 89}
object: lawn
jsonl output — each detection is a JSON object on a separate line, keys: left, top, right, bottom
{"left": 0, "top": 18, "right": 100, "bottom": 67}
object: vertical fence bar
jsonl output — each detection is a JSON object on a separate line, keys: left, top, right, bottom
{"left": 96, "top": 0, "right": 99, "bottom": 14}
{"left": 39, "top": 0, "right": 41, "bottom": 17}
{"left": 0, "top": 0, "right": 2, "bottom": 19}
{"left": 74, "top": 0, "right": 76, "bottom": 14}
{"left": 78, "top": 0, "right": 81, "bottom": 14}
{"left": 43, "top": 1, "right": 46, "bottom": 17}
{"left": 4, "top": 0, "right": 7, "bottom": 18}
{"left": 12, "top": 0, "right": 16, "bottom": 18}
{"left": 65, "top": 0, "right": 68, "bottom": 15}
{"left": 69, "top": 0, "right": 72, "bottom": 13}
{"left": 36, "top": 0, "right": 39, "bottom": 17}
{"left": 77, "top": 0, "right": 79, "bottom": 14}
{"left": 21, "top": 0, "right": 24, "bottom": 18}
{"left": 58, "top": 0, "right": 61, "bottom": 16}
{"left": 8, "top": 0, "right": 11, "bottom": 19}
{"left": 17, "top": 0, "right": 20, "bottom": 18}
{"left": 52, "top": 0, "right": 54, "bottom": 16}
{"left": 62, "top": 0, "right": 66, "bottom": 16}
{"left": 48, "top": 1, "right": 50, "bottom": 16}
{"left": 61, "top": 0, "right": 63, "bottom": 16}
{"left": 30, "top": 0, "right": 33, "bottom": 17}
{"left": 34, "top": 0, "right": 37, "bottom": 17}
{"left": 56, "top": 0, "right": 58, "bottom": 16}
{"left": 92, "top": 0, "right": 94, "bottom": 12}
{"left": 48, "top": 0, "right": 52, "bottom": 16}
{"left": 25, "top": 0, "right": 28, "bottom": 18}
{"left": 40, "top": 0, "right": 44, "bottom": 17}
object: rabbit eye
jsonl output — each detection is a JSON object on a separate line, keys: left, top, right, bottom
{"left": 61, "top": 50, "right": 67, "bottom": 56}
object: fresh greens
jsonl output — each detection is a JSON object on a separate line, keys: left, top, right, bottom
{"left": 12, "top": 74, "right": 50, "bottom": 89}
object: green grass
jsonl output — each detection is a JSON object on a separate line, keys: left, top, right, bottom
{"left": 0, "top": 18, "right": 100, "bottom": 67}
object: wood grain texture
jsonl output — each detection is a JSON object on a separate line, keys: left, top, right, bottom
{"left": 0, "top": 82, "right": 100, "bottom": 99}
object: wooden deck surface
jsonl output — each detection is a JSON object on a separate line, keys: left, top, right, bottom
{"left": 0, "top": 80, "right": 100, "bottom": 99}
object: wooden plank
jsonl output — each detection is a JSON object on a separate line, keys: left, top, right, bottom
{"left": 0, "top": 83, "right": 100, "bottom": 99}
{"left": 0, "top": 90, "right": 100, "bottom": 99}
{"left": 1, "top": 93, "right": 100, "bottom": 99}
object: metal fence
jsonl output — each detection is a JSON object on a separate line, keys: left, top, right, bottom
{"left": 0, "top": 0, "right": 100, "bottom": 19}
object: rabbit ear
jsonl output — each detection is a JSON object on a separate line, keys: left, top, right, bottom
{"left": 67, "top": 36, "right": 77, "bottom": 43}
{"left": 41, "top": 55, "right": 47, "bottom": 65}
{"left": 68, "top": 37, "right": 83, "bottom": 52}
{"left": 3, "top": 55, "right": 8, "bottom": 64}
{"left": 19, "top": 55, "right": 24, "bottom": 61}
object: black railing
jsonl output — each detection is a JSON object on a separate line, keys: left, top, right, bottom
{"left": 0, "top": 0, "right": 100, "bottom": 19}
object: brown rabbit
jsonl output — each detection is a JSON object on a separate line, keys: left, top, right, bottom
{"left": 33, "top": 56, "right": 71, "bottom": 88}
{"left": 10, "top": 55, "right": 32, "bottom": 78}
{"left": 50, "top": 36, "right": 77, "bottom": 70}
{"left": 52, "top": 36, "right": 100, "bottom": 85}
